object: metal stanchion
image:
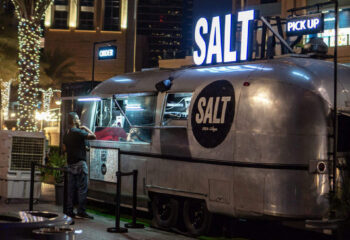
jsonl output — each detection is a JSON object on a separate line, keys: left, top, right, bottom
{"left": 29, "top": 162, "right": 35, "bottom": 211}
{"left": 63, "top": 168, "right": 68, "bottom": 214}
{"left": 107, "top": 171, "right": 128, "bottom": 233}
{"left": 125, "top": 170, "right": 144, "bottom": 229}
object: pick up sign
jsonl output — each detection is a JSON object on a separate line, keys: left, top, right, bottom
{"left": 286, "top": 13, "right": 324, "bottom": 36}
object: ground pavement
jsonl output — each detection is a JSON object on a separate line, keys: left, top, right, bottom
{"left": 0, "top": 184, "right": 194, "bottom": 240}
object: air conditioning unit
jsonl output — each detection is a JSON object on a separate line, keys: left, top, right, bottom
{"left": 0, "top": 131, "right": 45, "bottom": 203}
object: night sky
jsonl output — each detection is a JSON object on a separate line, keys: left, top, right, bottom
{"left": 193, "top": 0, "right": 232, "bottom": 22}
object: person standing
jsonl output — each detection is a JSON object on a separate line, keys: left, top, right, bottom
{"left": 63, "top": 112, "right": 96, "bottom": 219}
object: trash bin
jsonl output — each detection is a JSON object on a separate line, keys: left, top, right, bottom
{"left": 33, "top": 227, "right": 82, "bottom": 240}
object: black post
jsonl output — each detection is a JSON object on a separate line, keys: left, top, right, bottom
{"left": 63, "top": 168, "right": 68, "bottom": 214}
{"left": 125, "top": 170, "right": 144, "bottom": 229}
{"left": 107, "top": 171, "right": 128, "bottom": 233}
{"left": 332, "top": 0, "right": 338, "bottom": 196}
{"left": 260, "top": 19, "right": 267, "bottom": 59}
{"left": 29, "top": 162, "right": 35, "bottom": 211}
{"left": 91, "top": 42, "right": 96, "bottom": 91}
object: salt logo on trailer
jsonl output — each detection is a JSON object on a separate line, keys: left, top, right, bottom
{"left": 191, "top": 80, "right": 235, "bottom": 148}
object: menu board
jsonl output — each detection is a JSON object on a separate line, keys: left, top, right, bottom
{"left": 89, "top": 147, "right": 119, "bottom": 183}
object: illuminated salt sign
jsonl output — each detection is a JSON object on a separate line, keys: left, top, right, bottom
{"left": 193, "top": 10, "right": 256, "bottom": 66}
{"left": 98, "top": 46, "right": 117, "bottom": 60}
{"left": 286, "top": 13, "right": 324, "bottom": 36}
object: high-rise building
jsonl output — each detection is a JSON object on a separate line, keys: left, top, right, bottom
{"left": 137, "top": 0, "right": 193, "bottom": 67}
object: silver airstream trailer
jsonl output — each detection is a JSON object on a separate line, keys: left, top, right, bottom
{"left": 80, "top": 56, "right": 350, "bottom": 235}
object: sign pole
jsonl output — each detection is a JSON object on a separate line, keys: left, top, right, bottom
{"left": 332, "top": 0, "right": 338, "bottom": 199}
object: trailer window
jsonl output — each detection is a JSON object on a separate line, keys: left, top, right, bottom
{"left": 94, "top": 94, "right": 156, "bottom": 143}
{"left": 162, "top": 93, "right": 192, "bottom": 126}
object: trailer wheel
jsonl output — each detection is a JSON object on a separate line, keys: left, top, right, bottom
{"left": 152, "top": 195, "right": 179, "bottom": 228}
{"left": 183, "top": 199, "right": 212, "bottom": 236}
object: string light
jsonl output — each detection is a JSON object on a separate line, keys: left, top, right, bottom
{"left": 11, "top": 0, "right": 53, "bottom": 132}
{"left": 1, "top": 80, "right": 12, "bottom": 121}
{"left": 39, "top": 88, "right": 61, "bottom": 112}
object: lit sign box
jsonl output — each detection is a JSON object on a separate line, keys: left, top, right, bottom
{"left": 286, "top": 13, "right": 324, "bottom": 36}
{"left": 98, "top": 46, "right": 117, "bottom": 60}
{"left": 193, "top": 10, "right": 258, "bottom": 66}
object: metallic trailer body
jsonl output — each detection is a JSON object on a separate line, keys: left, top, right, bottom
{"left": 82, "top": 56, "right": 350, "bottom": 220}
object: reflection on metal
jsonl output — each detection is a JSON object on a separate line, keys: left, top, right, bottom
{"left": 252, "top": 91, "right": 272, "bottom": 106}
{"left": 0, "top": 211, "right": 71, "bottom": 239}
{"left": 196, "top": 65, "right": 273, "bottom": 73}
{"left": 292, "top": 71, "right": 310, "bottom": 81}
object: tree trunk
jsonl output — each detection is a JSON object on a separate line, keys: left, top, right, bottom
{"left": 17, "top": 19, "right": 41, "bottom": 132}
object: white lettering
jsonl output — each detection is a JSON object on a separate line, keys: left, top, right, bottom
{"left": 193, "top": 18, "right": 208, "bottom": 65}
{"left": 288, "top": 18, "right": 321, "bottom": 32}
{"left": 195, "top": 97, "right": 206, "bottom": 124}
{"left": 220, "top": 96, "right": 231, "bottom": 123}
{"left": 224, "top": 14, "right": 237, "bottom": 63}
{"left": 238, "top": 10, "right": 255, "bottom": 61}
{"left": 213, "top": 97, "right": 221, "bottom": 123}
{"left": 203, "top": 97, "right": 214, "bottom": 124}
{"left": 99, "top": 49, "right": 114, "bottom": 57}
{"left": 206, "top": 16, "right": 222, "bottom": 64}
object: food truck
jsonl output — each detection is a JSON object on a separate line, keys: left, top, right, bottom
{"left": 80, "top": 55, "right": 350, "bottom": 235}
{"left": 79, "top": 10, "right": 350, "bottom": 236}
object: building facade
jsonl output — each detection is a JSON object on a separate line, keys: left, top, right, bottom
{"left": 44, "top": 0, "right": 137, "bottom": 81}
{"left": 137, "top": 0, "right": 193, "bottom": 67}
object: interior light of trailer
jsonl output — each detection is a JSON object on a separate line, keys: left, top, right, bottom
{"left": 77, "top": 97, "right": 101, "bottom": 102}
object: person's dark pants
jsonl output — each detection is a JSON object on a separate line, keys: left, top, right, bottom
{"left": 67, "top": 171, "right": 88, "bottom": 215}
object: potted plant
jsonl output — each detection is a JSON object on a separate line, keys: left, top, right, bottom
{"left": 43, "top": 147, "right": 66, "bottom": 205}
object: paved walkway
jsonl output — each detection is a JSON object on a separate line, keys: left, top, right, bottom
{"left": 0, "top": 184, "right": 194, "bottom": 240}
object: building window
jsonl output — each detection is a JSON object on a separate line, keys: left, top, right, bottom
{"left": 79, "top": 0, "right": 95, "bottom": 30}
{"left": 94, "top": 94, "right": 156, "bottom": 143}
{"left": 53, "top": 0, "right": 69, "bottom": 29}
{"left": 162, "top": 93, "right": 192, "bottom": 126}
{"left": 103, "top": 0, "right": 120, "bottom": 31}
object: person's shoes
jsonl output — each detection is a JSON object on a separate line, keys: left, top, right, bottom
{"left": 66, "top": 212, "right": 76, "bottom": 219}
{"left": 76, "top": 212, "right": 94, "bottom": 220}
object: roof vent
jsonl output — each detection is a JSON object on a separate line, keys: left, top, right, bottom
{"left": 302, "top": 37, "right": 328, "bottom": 58}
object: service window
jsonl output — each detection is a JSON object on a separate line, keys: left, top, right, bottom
{"left": 94, "top": 93, "right": 156, "bottom": 143}
{"left": 162, "top": 93, "right": 192, "bottom": 126}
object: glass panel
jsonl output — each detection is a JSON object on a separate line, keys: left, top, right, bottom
{"left": 163, "top": 93, "right": 192, "bottom": 126}
{"left": 79, "top": 0, "right": 94, "bottom": 30}
{"left": 53, "top": 11, "right": 68, "bottom": 29}
{"left": 103, "top": 0, "right": 120, "bottom": 31}
{"left": 94, "top": 94, "right": 156, "bottom": 143}
{"left": 79, "top": 11, "right": 94, "bottom": 30}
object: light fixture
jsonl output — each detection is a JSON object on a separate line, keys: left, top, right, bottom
{"left": 77, "top": 97, "right": 101, "bottom": 102}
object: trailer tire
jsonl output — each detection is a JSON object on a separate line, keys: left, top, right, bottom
{"left": 183, "top": 199, "right": 212, "bottom": 236}
{"left": 152, "top": 195, "right": 179, "bottom": 228}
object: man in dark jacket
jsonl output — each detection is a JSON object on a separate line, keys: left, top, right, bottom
{"left": 63, "top": 112, "right": 96, "bottom": 219}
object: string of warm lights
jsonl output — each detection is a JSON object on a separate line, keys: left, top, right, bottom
{"left": 1, "top": 80, "right": 12, "bottom": 121}
{"left": 39, "top": 88, "right": 61, "bottom": 112}
{"left": 11, "top": 0, "right": 53, "bottom": 132}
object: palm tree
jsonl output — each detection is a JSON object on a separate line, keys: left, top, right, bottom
{"left": 0, "top": 12, "right": 18, "bottom": 129}
{"left": 10, "top": 0, "right": 53, "bottom": 131}
{"left": 40, "top": 48, "right": 85, "bottom": 89}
